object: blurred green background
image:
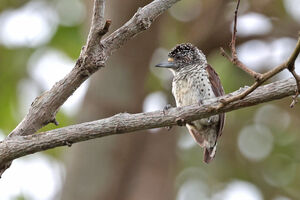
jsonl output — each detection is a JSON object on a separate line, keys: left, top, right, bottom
{"left": 0, "top": 0, "right": 300, "bottom": 200}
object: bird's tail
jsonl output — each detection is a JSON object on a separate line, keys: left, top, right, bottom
{"left": 204, "top": 144, "right": 217, "bottom": 163}
{"left": 186, "top": 123, "right": 218, "bottom": 163}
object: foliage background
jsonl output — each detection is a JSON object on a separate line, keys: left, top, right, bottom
{"left": 0, "top": 0, "right": 300, "bottom": 199}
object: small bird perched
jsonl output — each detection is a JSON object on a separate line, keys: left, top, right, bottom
{"left": 156, "top": 43, "right": 225, "bottom": 163}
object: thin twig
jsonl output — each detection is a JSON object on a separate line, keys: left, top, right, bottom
{"left": 219, "top": 0, "right": 300, "bottom": 108}
{"left": 287, "top": 35, "right": 300, "bottom": 107}
{"left": 290, "top": 70, "right": 300, "bottom": 107}
{"left": 230, "top": 0, "right": 239, "bottom": 59}
{"left": 221, "top": 0, "right": 262, "bottom": 80}
{"left": 219, "top": 37, "right": 300, "bottom": 107}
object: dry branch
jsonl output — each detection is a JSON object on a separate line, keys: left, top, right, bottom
{"left": 1, "top": 0, "right": 181, "bottom": 177}
{"left": 1, "top": 0, "right": 300, "bottom": 177}
{"left": 8, "top": 0, "right": 180, "bottom": 138}
{"left": 219, "top": 0, "right": 300, "bottom": 108}
{"left": 220, "top": 0, "right": 262, "bottom": 80}
{"left": 0, "top": 78, "right": 297, "bottom": 165}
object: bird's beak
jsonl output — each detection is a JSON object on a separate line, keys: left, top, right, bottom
{"left": 155, "top": 58, "right": 176, "bottom": 68}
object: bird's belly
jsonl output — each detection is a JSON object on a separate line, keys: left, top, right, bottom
{"left": 174, "top": 87, "right": 199, "bottom": 106}
{"left": 172, "top": 78, "right": 219, "bottom": 148}
{"left": 172, "top": 78, "right": 214, "bottom": 107}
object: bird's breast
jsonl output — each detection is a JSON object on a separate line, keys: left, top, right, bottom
{"left": 172, "top": 72, "right": 214, "bottom": 107}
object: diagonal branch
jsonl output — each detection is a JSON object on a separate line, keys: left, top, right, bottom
{"left": 287, "top": 34, "right": 300, "bottom": 107}
{"left": 219, "top": 39, "right": 300, "bottom": 106}
{"left": 289, "top": 70, "right": 300, "bottom": 107}
{"left": 0, "top": 78, "right": 297, "bottom": 165}
{"left": 220, "top": 0, "right": 262, "bottom": 80}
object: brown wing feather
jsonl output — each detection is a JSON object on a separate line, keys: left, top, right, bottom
{"left": 205, "top": 64, "right": 225, "bottom": 137}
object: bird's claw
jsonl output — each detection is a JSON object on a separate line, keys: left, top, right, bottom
{"left": 163, "top": 104, "right": 172, "bottom": 115}
{"left": 208, "top": 118, "right": 212, "bottom": 124}
{"left": 176, "top": 118, "right": 186, "bottom": 126}
{"left": 198, "top": 99, "right": 203, "bottom": 106}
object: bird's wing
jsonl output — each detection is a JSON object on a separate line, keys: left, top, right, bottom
{"left": 205, "top": 64, "right": 225, "bottom": 137}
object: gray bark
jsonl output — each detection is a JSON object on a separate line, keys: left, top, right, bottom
{"left": 60, "top": 0, "right": 176, "bottom": 199}
{"left": 0, "top": 0, "right": 181, "bottom": 177}
{"left": 0, "top": 78, "right": 297, "bottom": 165}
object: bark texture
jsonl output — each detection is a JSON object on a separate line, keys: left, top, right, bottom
{"left": 0, "top": 78, "right": 297, "bottom": 165}
{"left": 60, "top": 0, "right": 176, "bottom": 199}
{"left": 0, "top": 0, "right": 181, "bottom": 177}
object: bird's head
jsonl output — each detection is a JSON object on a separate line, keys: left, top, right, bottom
{"left": 156, "top": 43, "right": 207, "bottom": 73}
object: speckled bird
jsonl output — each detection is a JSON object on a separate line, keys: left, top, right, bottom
{"left": 156, "top": 43, "right": 225, "bottom": 163}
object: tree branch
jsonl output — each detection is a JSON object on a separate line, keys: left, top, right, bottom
{"left": 101, "top": 0, "right": 180, "bottom": 56}
{"left": 219, "top": 0, "right": 300, "bottom": 108}
{"left": 0, "top": 78, "right": 297, "bottom": 165}
{"left": 8, "top": 0, "right": 180, "bottom": 138}
{"left": 1, "top": 0, "right": 299, "bottom": 178}
{"left": 0, "top": 0, "right": 181, "bottom": 177}
{"left": 220, "top": 0, "right": 262, "bottom": 80}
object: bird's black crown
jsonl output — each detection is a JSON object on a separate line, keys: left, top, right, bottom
{"left": 168, "top": 43, "right": 204, "bottom": 65}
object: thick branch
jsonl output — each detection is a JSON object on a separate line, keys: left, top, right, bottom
{"left": 0, "top": 78, "right": 297, "bottom": 164}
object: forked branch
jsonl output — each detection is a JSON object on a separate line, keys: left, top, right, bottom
{"left": 1, "top": 0, "right": 181, "bottom": 177}
{"left": 219, "top": 0, "right": 300, "bottom": 108}
{"left": 1, "top": 0, "right": 299, "bottom": 178}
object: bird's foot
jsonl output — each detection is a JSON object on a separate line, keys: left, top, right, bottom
{"left": 200, "top": 116, "right": 218, "bottom": 126}
{"left": 198, "top": 99, "right": 203, "bottom": 106}
{"left": 208, "top": 118, "right": 212, "bottom": 124}
{"left": 163, "top": 104, "right": 172, "bottom": 115}
{"left": 176, "top": 118, "right": 186, "bottom": 126}
{"left": 163, "top": 104, "right": 173, "bottom": 130}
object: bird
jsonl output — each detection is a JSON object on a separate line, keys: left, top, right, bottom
{"left": 155, "top": 43, "right": 225, "bottom": 163}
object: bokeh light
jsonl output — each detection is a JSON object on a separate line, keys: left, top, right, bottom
{"left": 238, "top": 124, "right": 273, "bottom": 161}
{"left": 169, "top": 0, "right": 201, "bottom": 22}
{"left": 149, "top": 48, "right": 173, "bottom": 89}
{"left": 54, "top": 0, "right": 86, "bottom": 26}
{"left": 28, "top": 48, "right": 89, "bottom": 116}
{"left": 0, "top": 1, "right": 58, "bottom": 48}
{"left": 178, "top": 131, "right": 197, "bottom": 150}
{"left": 143, "top": 91, "right": 168, "bottom": 112}
{"left": 254, "top": 105, "right": 290, "bottom": 132}
{"left": 0, "top": 155, "right": 64, "bottom": 200}
{"left": 262, "top": 154, "right": 296, "bottom": 187}
{"left": 213, "top": 180, "right": 263, "bottom": 200}
{"left": 284, "top": 0, "right": 300, "bottom": 23}
{"left": 237, "top": 40, "right": 270, "bottom": 71}
{"left": 176, "top": 167, "right": 209, "bottom": 200}
{"left": 177, "top": 179, "right": 209, "bottom": 200}
{"left": 17, "top": 79, "right": 40, "bottom": 118}
{"left": 143, "top": 91, "right": 168, "bottom": 132}
{"left": 235, "top": 12, "right": 272, "bottom": 37}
